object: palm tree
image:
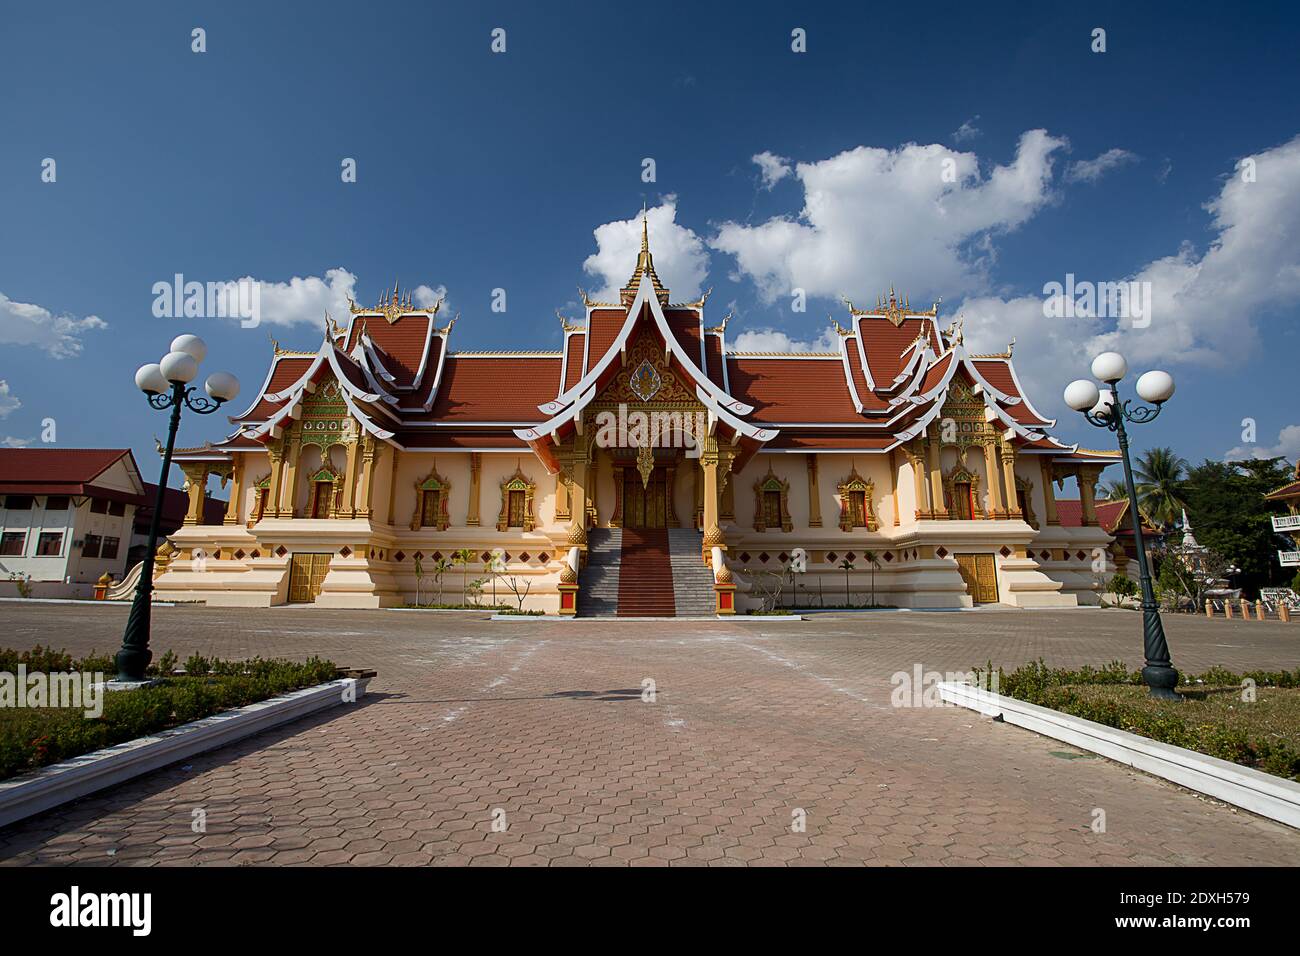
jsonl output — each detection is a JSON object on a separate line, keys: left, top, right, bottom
{"left": 1097, "top": 479, "right": 1128, "bottom": 501}
{"left": 861, "top": 550, "right": 881, "bottom": 607}
{"left": 838, "top": 558, "right": 855, "bottom": 607}
{"left": 1133, "top": 446, "right": 1189, "bottom": 530}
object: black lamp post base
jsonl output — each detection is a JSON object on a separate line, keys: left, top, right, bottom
{"left": 114, "top": 645, "right": 153, "bottom": 684}
{"left": 1141, "top": 663, "right": 1181, "bottom": 701}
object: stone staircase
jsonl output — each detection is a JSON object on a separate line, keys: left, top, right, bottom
{"left": 616, "top": 528, "right": 676, "bottom": 616}
{"left": 577, "top": 527, "right": 622, "bottom": 617}
{"left": 667, "top": 528, "right": 717, "bottom": 616}
{"left": 576, "top": 526, "right": 716, "bottom": 617}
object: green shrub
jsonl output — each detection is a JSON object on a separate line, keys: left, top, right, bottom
{"left": 977, "top": 659, "right": 1300, "bottom": 781}
{"left": 0, "top": 649, "right": 340, "bottom": 781}
{"left": 1106, "top": 573, "right": 1139, "bottom": 599}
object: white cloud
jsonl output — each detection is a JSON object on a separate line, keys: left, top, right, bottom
{"left": 752, "top": 151, "right": 793, "bottom": 190}
{"left": 0, "top": 292, "right": 107, "bottom": 358}
{"left": 958, "top": 134, "right": 1300, "bottom": 412}
{"left": 0, "top": 381, "right": 19, "bottom": 418}
{"left": 1065, "top": 148, "right": 1139, "bottom": 184}
{"left": 1225, "top": 425, "right": 1300, "bottom": 462}
{"left": 951, "top": 116, "right": 981, "bottom": 143}
{"left": 210, "top": 271, "right": 448, "bottom": 328}
{"left": 1, "top": 436, "right": 33, "bottom": 448}
{"left": 711, "top": 129, "right": 1068, "bottom": 304}
{"left": 583, "top": 197, "right": 710, "bottom": 302}
{"left": 731, "top": 325, "right": 839, "bottom": 353}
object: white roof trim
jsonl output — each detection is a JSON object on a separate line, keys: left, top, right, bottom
{"left": 541, "top": 273, "right": 753, "bottom": 417}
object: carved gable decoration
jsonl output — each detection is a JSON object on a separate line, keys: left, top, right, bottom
{"left": 497, "top": 467, "right": 537, "bottom": 532}
{"left": 629, "top": 360, "right": 662, "bottom": 402}
{"left": 753, "top": 465, "right": 793, "bottom": 532}
{"left": 597, "top": 333, "right": 697, "bottom": 408}
{"left": 411, "top": 467, "right": 452, "bottom": 531}
{"left": 300, "top": 375, "right": 352, "bottom": 448}
{"left": 939, "top": 378, "right": 991, "bottom": 453}
{"left": 837, "top": 468, "right": 878, "bottom": 532}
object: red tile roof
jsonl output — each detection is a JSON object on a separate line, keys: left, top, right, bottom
{"left": 0, "top": 448, "right": 147, "bottom": 505}
{"left": 0, "top": 447, "right": 130, "bottom": 484}
{"left": 426, "top": 357, "right": 559, "bottom": 422}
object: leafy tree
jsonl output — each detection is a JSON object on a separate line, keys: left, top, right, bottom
{"left": 1180, "top": 457, "right": 1291, "bottom": 592}
{"left": 1133, "top": 446, "right": 1189, "bottom": 528}
{"left": 838, "top": 558, "right": 855, "bottom": 607}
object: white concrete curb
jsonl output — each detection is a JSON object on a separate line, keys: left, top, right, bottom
{"left": 938, "top": 681, "right": 1300, "bottom": 829}
{"left": 735, "top": 615, "right": 804, "bottom": 622}
{"left": 489, "top": 613, "right": 553, "bottom": 621}
{"left": 0, "top": 676, "right": 371, "bottom": 829}
{"left": 0, "top": 597, "right": 178, "bottom": 607}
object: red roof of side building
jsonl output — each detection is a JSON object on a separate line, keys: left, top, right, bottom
{"left": 0, "top": 448, "right": 148, "bottom": 504}
{"left": 1056, "top": 498, "right": 1150, "bottom": 535}
{"left": 135, "top": 482, "right": 226, "bottom": 531}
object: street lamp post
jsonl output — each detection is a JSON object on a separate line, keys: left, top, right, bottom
{"left": 1064, "top": 352, "right": 1180, "bottom": 700}
{"left": 115, "top": 335, "right": 239, "bottom": 683}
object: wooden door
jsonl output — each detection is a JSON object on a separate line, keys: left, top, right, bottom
{"left": 311, "top": 481, "right": 333, "bottom": 518}
{"left": 955, "top": 553, "right": 998, "bottom": 603}
{"left": 288, "top": 553, "right": 331, "bottom": 603}
{"left": 622, "top": 469, "right": 666, "bottom": 529}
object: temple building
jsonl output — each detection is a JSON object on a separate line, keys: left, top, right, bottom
{"left": 159, "top": 219, "right": 1120, "bottom": 614}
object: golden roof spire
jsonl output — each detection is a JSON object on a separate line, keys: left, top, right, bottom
{"left": 621, "top": 206, "right": 668, "bottom": 305}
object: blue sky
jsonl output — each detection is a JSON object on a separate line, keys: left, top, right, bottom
{"left": 3, "top": 1, "right": 1299, "bottom": 490}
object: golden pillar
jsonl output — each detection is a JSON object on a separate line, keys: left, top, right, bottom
{"left": 806, "top": 454, "right": 822, "bottom": 527}
{"left": 355, "top": 435, "right": 377, "bottom": 518}
{"left": 180, "top": 463, "right": 210, "bottom": 526}
{"left": 701, "top": 438, "right": 723, "bottom": 562}
{"left": 267, "top": 441, "right": 285, "bottom": 520}
{"left": 466, "top": 452, "right": 482, "bottom": 526}
{"left": 927, "top": 434, "right": 947, "bottom": 518}
{"left": 555, "top": 473, "right": 571, "bottom": 522}
{"left": 1040, "top": 458, "right": 1060, "bottom": 526}
{"left": 666, "top": 464, "right": 679, "bottom": 527}
{"left": 888, "top": 450, "right": 899, "bottom": 526}
{"left": 343, "top": 440, "right": 360, "bottom": 517}
{"left": 1079, "top": 467, "right": 1099, "bottom": 527}
{"left": 279, "top": 434, "right": 301, "bottom": 517}
{"left": 984, "top": 441, "right": 1006, "bottom": 518}
{"left": 386, "top": 447, "right": 400, "bottom": 525}
{"left": 566, "top": 437, "right": 589, "bottom": 555}
{"left": 1000, "top": 443, "right": 1020, "bottom": 518}
{"left": 222, "top": 459, "right": 242, "bottom": 526}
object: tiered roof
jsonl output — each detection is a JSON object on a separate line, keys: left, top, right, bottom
{"left": 175, "top": 219, "right": 1114, "bottom": 473}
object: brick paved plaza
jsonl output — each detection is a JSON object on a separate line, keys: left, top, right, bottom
{"left": 1, "top": 603, "right": 1298, "bottom": 866}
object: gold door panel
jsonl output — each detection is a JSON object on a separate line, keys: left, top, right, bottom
{"left": 954, "top": 553, "right": 998, "bottom": 604}
{"left": 288, "top": 552, "right": 332, "bottom": 603}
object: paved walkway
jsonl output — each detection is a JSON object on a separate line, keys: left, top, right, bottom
{"left": 1, "top": 604, "right": 1297, "bottom": 866}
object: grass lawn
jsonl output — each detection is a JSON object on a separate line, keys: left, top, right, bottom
{"left": 981, "top": 660, "right": 1300, "bottom": 783}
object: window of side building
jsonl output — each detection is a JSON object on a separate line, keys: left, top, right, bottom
{"left": 0, "top": 532, "right": 25, "bottom": 555}
{"left": 82, "top": 533, "right": 102, "bottom": 558}
{"left": 4, "top": 495, "right": 34, "bottom": 510}
{"left": 101, "top": 536, "right": 120, "bottom": 560}
{"left": 36, "top": 532, "right": 63, "bottom": 555}
{"left": 45, "top": 495, "right": 70, "bottom": 511}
